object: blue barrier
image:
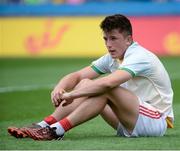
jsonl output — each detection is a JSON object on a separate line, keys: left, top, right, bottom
{"left": 0, "top": 2, "right": 180, "bottom": 16}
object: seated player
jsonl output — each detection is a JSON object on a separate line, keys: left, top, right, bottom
{"left": 8, "top": 14, "right": 174, "bottom": 140}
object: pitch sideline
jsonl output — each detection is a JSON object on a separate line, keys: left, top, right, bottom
{"left": 0, "top": 84, "right": 54, "bottom": 93}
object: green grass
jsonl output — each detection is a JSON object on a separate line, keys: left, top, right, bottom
{"left": 0, "top": 57, "right": 180, "bottom": 150}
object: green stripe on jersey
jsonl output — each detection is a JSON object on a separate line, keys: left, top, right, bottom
{"left": 119, "top": 67, "right": 136, "bottom": 77}
{"left": 91, "top": 64, "right": 105, "bottom": 74}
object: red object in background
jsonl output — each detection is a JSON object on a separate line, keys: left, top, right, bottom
{"left": 25, "top": 19, "right": 70, "bottom": 55}
{"left": 130, "top": 16, "right": 180, "bottom": 56}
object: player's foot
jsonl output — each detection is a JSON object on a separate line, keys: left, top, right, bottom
{"left": 25, "top": 126, "right": 64, "bottom": 141}
{"left": 7, "top": 127, "right": 28, "bottom": 138}
{"left": 7, "top": 123, "right": 41, "bottom": 138}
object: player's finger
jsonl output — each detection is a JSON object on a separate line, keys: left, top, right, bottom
{"left": 52, "top": 96, "right": 59, "bottom": 107}
{"left": 51, "top": 92, "right": 56, "bottom": 104}
{"left": 59, "top": 89, "right": 66, "bottom": 94}
{"left": 62, "top": 100, "right": 73, "bottom": 107}
{"left": 54, "top": 99, "right": 59, "bottom": 107}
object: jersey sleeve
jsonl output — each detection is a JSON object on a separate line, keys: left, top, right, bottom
{"left": 120, "top": 50, "right": 151, "bottom": 77}
{"left": 90, "top": 54, "right": 111, "bottom": 74}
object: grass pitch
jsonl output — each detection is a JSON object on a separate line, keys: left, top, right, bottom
{"left": 0, "top": 57, "right": 180, "bottom": 150}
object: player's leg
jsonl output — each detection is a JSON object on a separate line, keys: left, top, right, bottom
{"left": 25, "top": 79, "right": 138, "bottom": 140}
{"left": 65, "top": 86, "right": 138, "bottom": 132}
{"left": 52, "top": 83, "right": 139, "bottom": 138}
{"left": 100, "top": 102, "right": 119, "bottom": 130}
{"left": 24, "top": 79, "right": 167, "bottom": 140}
{"left": 105, "top": 86, "right": 139, "bottom": 132}
{"left": 52, "top": 80, "right": 121, "bottom": 131}
{"left": 26, "top": 94, "right": 109, "bottom": 140}
{"left": 105, "top": 87, "right": 167, "bottom": 137}
{"left": 7, "top": 79, "right": 87, "bottom": 138}
{"left": 47, "top": 79, "right": 91, "bottom": 122}
{"left": 50, "top": 97, "right": 86, "bottom": 121}
{"left": 25, "top": 79, "right": 139, "bottom": 140}
{"left": 65, "top": 95, "right": 108, "bottom": 127}
{"left": 7, "top": 97, "right": 86, "bottom": 139}
{"left": 35, "top": 86, "right": 138, "bottom": 140}
{"left": 35, "top": 78, "right": 90, "bottom": 126}
{"left": 59, "top": 80, "right": 138, "bottom": 132}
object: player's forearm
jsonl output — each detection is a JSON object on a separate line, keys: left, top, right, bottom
{"left": 63, "top": 79, "right": 111, "bottom": 99}
{"left": 54, "top": 72, "right": 81, "bottom": 91}
{"left": 63, "top": 70, "right": 132, "bottom": 100}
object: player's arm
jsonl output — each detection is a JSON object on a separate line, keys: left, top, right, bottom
{"left": 53, "top": 66, "right": 100, "bottom": 91}
{"left": 51, "top": 66, "right": 100, "bottom": 107}
{"left": 62, "top": 69, "right": 133, "bottom": 100}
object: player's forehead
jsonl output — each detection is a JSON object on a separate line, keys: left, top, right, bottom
{"left": 103, "top": 29, "right": 123, "bottom": 37}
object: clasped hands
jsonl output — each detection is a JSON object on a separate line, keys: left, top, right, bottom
{"left": 51, "top": 88, "right": 73, "bottom": 107}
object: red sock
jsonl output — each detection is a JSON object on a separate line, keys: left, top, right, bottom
{"left": 59, "top": 118, "right": 73, "bottom": 132}
{"left": 44, "top": 115, "right": 57, "bottom": 125}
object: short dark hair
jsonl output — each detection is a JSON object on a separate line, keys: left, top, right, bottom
{"left": 100, "top": 14, "right": 132, "bottom": 36}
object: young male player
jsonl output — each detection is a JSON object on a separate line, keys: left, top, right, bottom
{"left": 8, "top": 14, "right": 174, "bottom": 140}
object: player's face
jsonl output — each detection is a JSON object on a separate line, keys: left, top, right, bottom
{"left": 103, "top": 29, "right": 132, "bottom": 59}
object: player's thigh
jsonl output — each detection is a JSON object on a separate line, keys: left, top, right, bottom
{"left": 106, "top": 86, "right": 139, "bottom": 131}
{"left": 101, "top": 103, "right": 119, "bottom": 130}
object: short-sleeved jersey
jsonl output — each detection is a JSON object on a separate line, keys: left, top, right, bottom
{"left": 91, "top": 42, "right": 174, "bottom": 120}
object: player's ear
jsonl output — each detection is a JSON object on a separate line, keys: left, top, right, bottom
{"left": 126, "top": 35, "right": 133, "bottom": 45}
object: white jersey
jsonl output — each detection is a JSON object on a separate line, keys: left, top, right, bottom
{"left": 91, "top": 42, "right": 174, "bottom": 120}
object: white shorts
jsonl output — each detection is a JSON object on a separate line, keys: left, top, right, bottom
{"left": 117, "top": 100, "right": 167, "bottom": 137}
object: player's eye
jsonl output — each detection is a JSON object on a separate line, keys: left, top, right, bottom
{"left": 103, "top": 37, "right": 107, "bottom": 41}
{"left": 110, "top": 37, "right": 117, "bottom": 41}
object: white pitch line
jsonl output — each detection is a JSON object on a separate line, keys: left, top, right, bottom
{"left": 0, "top": 72, "right": 179, "bottom": 93}
{"left": 0, "top": 84, "right": 54, "bottom": 93}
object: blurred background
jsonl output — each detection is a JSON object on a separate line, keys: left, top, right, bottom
{"left": 1, "top": 1, "right": 180, "bottom": 150}
{"left": 1, "top": 2, "right": 180, "bottom": 150}
{"left": 0, "top": 0, "right": 180, "bottom": 57}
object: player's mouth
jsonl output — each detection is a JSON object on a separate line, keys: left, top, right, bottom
{"left": 109, "top": 50, "right": 116, "bottom": 54}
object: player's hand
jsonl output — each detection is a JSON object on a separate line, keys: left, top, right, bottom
{"left": 61, "top": 92, "right": 74, "bottom": 106}
{"left": 51, "top": 88, "right": 66, "bottom": 107}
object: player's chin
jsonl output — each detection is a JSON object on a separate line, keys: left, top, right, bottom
{"left": 110, "top": 54, "right": 118, "bottom": 59}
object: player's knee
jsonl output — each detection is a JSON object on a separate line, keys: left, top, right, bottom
{"left": 75, "top": 78, "right": 92, "bottom": 89}
{"left": 106, "top": 86, "right": 121, "bottom": 94}
{"left": 107, "top": 86, "right": 129, "bottom": 94}
{"left": 105, "top": 86, "right": 128, "bottom": 98}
